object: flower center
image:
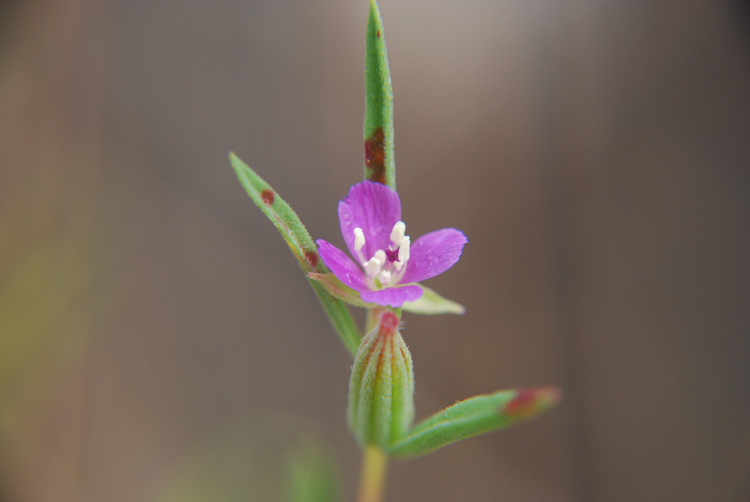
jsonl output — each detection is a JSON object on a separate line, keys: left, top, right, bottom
{"left": 353, "top": 221, "right": 411, "bottom": 289}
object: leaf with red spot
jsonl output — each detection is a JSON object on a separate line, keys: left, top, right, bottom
{"left": 231, "top": 152, "right": 360, "bottom": 357}
{"left": 386, "top": 386, "right": 561, "bottom": 458}
{"left": 364, "top": 0, "right": 395, "bottom": 189}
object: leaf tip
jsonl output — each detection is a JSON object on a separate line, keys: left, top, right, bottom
{"left": 229, "top": 151, "right": 244, "bottom": 174}
{"left": 503, "top": 386, "right": 562, "bottom": 417}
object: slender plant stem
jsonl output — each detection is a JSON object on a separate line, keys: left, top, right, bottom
{"left": 357, "top": 445, "right": 388, "bottom": 502}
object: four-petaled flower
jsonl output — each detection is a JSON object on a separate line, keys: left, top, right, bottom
{"left": 316, "top": 181, "right": 467, "bottom": 308}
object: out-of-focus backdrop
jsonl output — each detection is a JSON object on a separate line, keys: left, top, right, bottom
{"left": 1, "top": 0, "right": 749, "bottom": 501}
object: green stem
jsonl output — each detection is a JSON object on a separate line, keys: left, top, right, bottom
{"left": 357, "top": 445, "right": 388, "bottom": 502}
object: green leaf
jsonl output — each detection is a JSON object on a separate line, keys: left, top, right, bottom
{"left": 364, "top": 0, "right": 395, "bottom": 189}
{"left": 308, "top": 272, "right": 375, "bottom": 308}
{"left": 231, "top": 152, "right": 360, "bottom": 357}
{"left": 402, "top": 285, "right": 465, "bottom": 315}
{"left": 387, "top": 386, "right": 561, "bottom": 458}
{"left": 287, "top": 439, "right": 342, "bottom": 502}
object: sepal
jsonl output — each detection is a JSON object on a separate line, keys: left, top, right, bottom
{"left": 309, "top": 272, "right": 465, "bottom": 315}
{"left": 308, "top": 272, "right": 375, "bottom": 308}
{"left": 402, "top": 285, "right": 465, "bottom": 315}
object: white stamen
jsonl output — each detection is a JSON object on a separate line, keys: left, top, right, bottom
{"left": 353, "top": 228, "right": 365, "bottom": 252}
{"left": 379, "top": 270, "right": 391, "bottom": 285}
{"left": 394, "top": 261, "right": 403, "bottom": 271}
{"left": 373, "top": 249, "right": 386, "bottom": 266}
{"left": 390, "top": 221, "right": 406, "bottom": 245}
{"left": 398, "top": 236, "right": 411, "bottom": 263}
{"left": 364, "top": 258, "right": 381, "bottom": 278}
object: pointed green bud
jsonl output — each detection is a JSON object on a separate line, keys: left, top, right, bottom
{"left": 348, "top": 311, "right": 414, "bottom": 449}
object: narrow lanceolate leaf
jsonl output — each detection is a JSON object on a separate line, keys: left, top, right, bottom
{"left": 402, "top": 285, "right": 466, "bottom": 315}
{"left": 231, "top": 152, "right": 360, "bottom": 357}
{"left": 387, "top": 386, "right": 561, "bottom": 458}
{"left": 364, "top": 0, "right": 395, "bottom": 189}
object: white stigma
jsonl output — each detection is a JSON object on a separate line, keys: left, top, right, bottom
{"left": 398, "top": 236, "right": 411, "bottom": 263}
{"left": 379, "top": 270, "right": 392, "bottom": 285}
{"left": 390, "top": 221, "right": 406, "bottom": 245}
{"left": 353, "top": 227, "right": 365, "bottom": 252}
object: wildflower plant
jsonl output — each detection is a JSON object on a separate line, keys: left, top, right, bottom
{"left": 230, "top": 1, "right": 560, "bottom": 500}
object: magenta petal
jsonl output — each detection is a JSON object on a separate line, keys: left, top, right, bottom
{"left": 399, "top": 229, "right": 468, "bottom": 284}
{"left": 316, "top": 240, "right": 368, "bottom": 291}
{"left": 338, "top": 181, "right": 401, "bottom": 261}
{"left": 360, "top": 285, "right": 423, "bottom": 308}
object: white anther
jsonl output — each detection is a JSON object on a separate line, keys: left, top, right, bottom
{"left": 353, "top": 227, "right": 365, "bottom": 252}
{"left": 398, "top": 236, "right": 411, "bottom": 263}
{"left": 379, "top": 270, "right": 392, "bottom": 285}
{"left": 364, "top": 258, "right": 381, "bottom": 278}
{"left": 390, "top": 221, "right": 406, "bottom": 245}
{"left": 394, "top": 261, "right": 403, "bottom": 271}
{"left": 373, "top": 249, "right": 387, "bottom": 266}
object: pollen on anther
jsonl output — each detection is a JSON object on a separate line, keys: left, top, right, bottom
{"left": 398, "top": 236, "right": 411, "bottom": 263}
{"left": 354, "top": 227, "right": 365, "bottom": 252}
{"left": 390, "top": 221, "right": 406, "bottom": 244}
{"left": 364, "top": 258, "right": 381, "bottom": 278}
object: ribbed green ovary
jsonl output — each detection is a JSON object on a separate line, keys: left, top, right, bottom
{"left": 388, "top": 335, "right": 414, "bottom": 444}
{"left": 348, "top": 313, "right": 415, "bottom": 449}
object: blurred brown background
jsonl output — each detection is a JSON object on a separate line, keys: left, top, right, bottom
{"left": 1, "top": 0, "right": 749, "bottom": 501}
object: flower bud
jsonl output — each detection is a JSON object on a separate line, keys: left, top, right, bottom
{"left": 347, "top": 311, "right": 414, "bottom": 449}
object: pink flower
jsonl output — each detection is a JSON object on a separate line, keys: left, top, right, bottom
{"left": 316, "top": 181, "right": 467, "bottom": 308}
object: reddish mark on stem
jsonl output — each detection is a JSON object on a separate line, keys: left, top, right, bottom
{"left": 376, "top": 30, "right": 381, "bottom": 38}
{"left": 304, "top": 250, "right": 319, "bottom": 268}
{"left": 260, "top": 189, "right": 275, "bottom": 205}
{"left": 365, "top": 127, "right": 386, "bottom": 184}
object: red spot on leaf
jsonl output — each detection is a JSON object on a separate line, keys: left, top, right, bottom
{"left": 261, "top": 189, "right": 275, "bottom": 205}
{"left": 365, "top": 128, "right": 386, "bottom": 184}
{"left": 505, "top": 390, "right": 537, "bottom": 416}
{"left": 376, "top": 30, "right": 381, "bottom": 38}
{"left": 305, "top": 250, "right": 319, "bottom": 268}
